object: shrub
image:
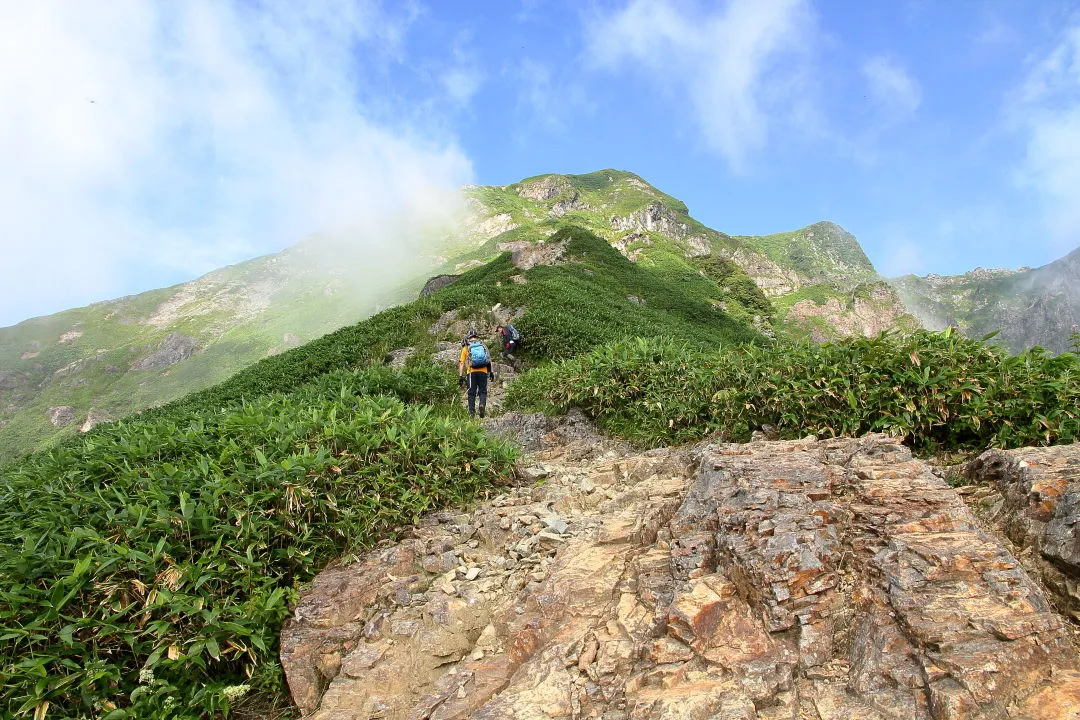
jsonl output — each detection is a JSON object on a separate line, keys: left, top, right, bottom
{"left": 507, "top": 330, "right": 1080, "bottom": 453}
{"left": 0, "top": 365, "right": 515, "bottom": 719}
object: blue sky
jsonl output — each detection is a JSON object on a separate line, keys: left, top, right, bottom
{"left": 2, "top": 0, "right": 1080, "bottom": 327}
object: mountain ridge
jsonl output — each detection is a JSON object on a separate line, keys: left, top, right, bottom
{"left": 3, "top": 167, "right": 1077, "bottom": 461}
{"left": 890, "top": 245, "right": 1080, "bottom": 354}
{"left": 2, "top": 213, "right": 1079, "bottom": 717}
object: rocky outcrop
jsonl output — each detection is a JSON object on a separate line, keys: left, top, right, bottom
{"left": 786, "top": 282, "right": 918, "bottom": 341}
{"left": 131, "top": 333, "right": 198, "bottom": 371}
{"left": 0, "top": 371, "right": 22, "bottom": 390}
{"left": 611, "top": 203, "right": 688, "bottom": 241}
{"left": 52, "top": 351, "right": 108, "bottom": 379}
{"left": 510, "top": 240, "right": 566, "bottom": 271}
{"left": 78, "top": 410, "right": 111, "bottom": 433}
{"left": 421, "top": 275, "right": 460, "bottom": 298}
{"left": 46, "top": 406, "right": 75, "bottom": 427}
{"left": 384, "top": 348, "right": 418, "bottom": 369}
{"left": 612, "top": 231, "right": 652, "bottom": 262}
{"left": 962, "top": 444, "right": 1080, "bottom": 620}
{"left": 517, "top": 176, "right": 574, "bottom": 202}
{"left": 681, "top": 235, "right": 711, "bottom": 257}
{"left": 515, "top": 176, "right": 591, "bottom": 217}
{"left": 281, "top": 432, "right": 1080, "bottom": 719}
{"left": 730, "top": 248, "right": 802, "bottom": 297}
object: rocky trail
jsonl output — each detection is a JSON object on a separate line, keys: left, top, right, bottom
{"left": 281, "top": 411, "right": 1080, "bottom": 720}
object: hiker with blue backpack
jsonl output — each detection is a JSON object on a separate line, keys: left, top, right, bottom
{"left": 458, "top": 329, "right": 494, "bottom": 418}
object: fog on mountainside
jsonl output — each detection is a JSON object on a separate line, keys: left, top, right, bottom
{"left": 3, "top": 167, "right": 1078, "bottom": 464}
{"left": 889, "top": 245, "right": 1080, "bottom": 355}
{"left": 0, "top": 193, "right": 477, "bottom": 463}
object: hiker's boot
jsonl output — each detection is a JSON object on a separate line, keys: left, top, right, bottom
{"left": 478, "top": 405, "right": 486, "bottom": 419}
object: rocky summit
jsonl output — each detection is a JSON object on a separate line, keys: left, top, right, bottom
{"left": 281, "top": 417, "right": 1080, "bottom": 720}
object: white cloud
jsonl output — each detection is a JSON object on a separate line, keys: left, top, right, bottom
{"left": 973, "top": 12, "right": 1019, "bottom": 51}
{"left": 877, "top": 226, "right": 928, "bottom": 277}
{"left": 585, "top": 0, "right": 815, "bottom": 171}
{"left": 510, "top": 58, "right": 591, "bottom": 139}
{"left": 440, "top": 32, "right": 485, "bottom": 108}
{"left": 862, "top": 56, "right": 922, "bottom": 120}
{"left": 1012, "top": 25, "right": 1080, "bottom": 255}
{"left": 0, "top": 0, "right": 472, "bottom": 327}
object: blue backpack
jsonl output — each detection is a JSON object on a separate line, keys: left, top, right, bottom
{"left": 468, "top": 340, "right": 490, "bottom": 367}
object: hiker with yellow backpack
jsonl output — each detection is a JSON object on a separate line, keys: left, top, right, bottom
{"left": 458, "top": 329, "right": 494, "bottom": 418}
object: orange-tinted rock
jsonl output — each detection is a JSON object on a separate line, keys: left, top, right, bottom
{"left": 282, "top": 430, "right": 1080, "bottom": 719}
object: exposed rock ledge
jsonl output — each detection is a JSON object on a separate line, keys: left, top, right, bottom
{"left": 131, "top": 332, "right": 198, "bottom": 371}
{"left": 282, "top": 428, "right": 1080, "bottom": 719}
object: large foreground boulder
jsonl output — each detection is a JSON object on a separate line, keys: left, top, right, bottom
{"left": 282, "top": 434, "right": 1080, "bottom": 719}
{"left": 963, "top": 444, "right": 1080, "bottom": 620}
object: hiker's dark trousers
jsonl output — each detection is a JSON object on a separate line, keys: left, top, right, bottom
{"left": 502, "top": 340, "right": 518, "bottom": 358}
{"left": 468, "top": 371, "right": 488, "bottom": 416}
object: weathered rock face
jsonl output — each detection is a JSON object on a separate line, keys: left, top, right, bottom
{"left": 384, "top": 348, "right": 418, "bottom": 369}
{"left": 509, "top": 240, "right": 567, "bottom": 271}
{"left": 421, "top": 275, "right": 460, "bottom": 298}
{"left": 963, "top": 444, "right": 1080, "bottom": 620}
{"left": 890, "top": 246, "right": 1080, "bottom": 354}
{"left": 786, "top": 282, "right": 917, "bottom": 341}
{"left": 0, "top": 371, "right": 23, "bottom": 390}
{"left": 131, "top": 333, "right": 198, "bottom": 371}
{"left": 281, "top": 432, "right": 1080, "bottom": 719}
{"left": 611, "top": 203, "right": 688, "bottom": 241}
{"left": 46, "top": 406, "right": 75, "bottom": 427}
{"left": 78, "top": 410, "right": 111, "bottom": 433}
{"left": 463, "top": 208, "right": 518, "bottom": 243}
{"left": 612, "top": 231, "right": 652, "bottom": 262}
{"left": 730, "top": 248, "right": 802, "bottom": 297}
{"left": 517, "top": 176, "right": 574, "bottom": 202}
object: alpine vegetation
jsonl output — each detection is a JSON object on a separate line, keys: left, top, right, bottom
{"left": 508, "top": 330, "right": 1080, "bottom": 452}
{"left": 0, "top": 363, "right": 516, "bottom": 719}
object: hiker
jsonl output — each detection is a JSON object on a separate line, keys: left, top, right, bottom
{"left": 495, "top": 323, "right": 522, "bottom": 361}
{"left": 458, "top": 329, "right": 494, "bottom": 418}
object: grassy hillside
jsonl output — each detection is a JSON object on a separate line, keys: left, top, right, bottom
{"left": 735, "top": 221, "right": 876, "bottom": 284}
{"left": 509, "top": 330, "right": 1080, "bottom": 452}
{"left": 0, "top": 231, "right": 469, "bottom": 464}
{"left": 465, "top": 171, "right": 913, "bottom": 339}
{"left": 0, "top": 225, "right": 763, "bottom": 719}
{"left": 4, "top": 222, "right": 1078, "bottom": 718}
{"left": 2, "top": 169, "right": 915, "bottom": 463}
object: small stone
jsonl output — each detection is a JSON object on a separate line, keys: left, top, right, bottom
{"left": 523, "top": 465, "right": 550, "bottom": 480}
{"left": 543, "top": 514, "right": 569, "bottom": 534}
{"left": 499, "top": 517, "right": 512, "bottom": 530}
{"left": 465, "top": 567, "right": 481, "bottom": 581}
{"left": 536, "top": 532, "right": 566, "bottom": 548}
{"left": 469, "top": 647, "right": 485, "bottom": 661}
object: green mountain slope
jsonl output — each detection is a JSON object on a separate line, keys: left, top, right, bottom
{"left": 889, "top": 246, "right": 1080, "bottom": 354}
{"left": 0, "top": 168, "right": 912, "bottom": 461}
{"left": 0, "top": 228, "right": 481, "bottom": 462}
{"left": 462, "top": 170, "right": 916, "bottom": 341}
{"left": 4, "top": 221, "right": 1079, "bottom": 718}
